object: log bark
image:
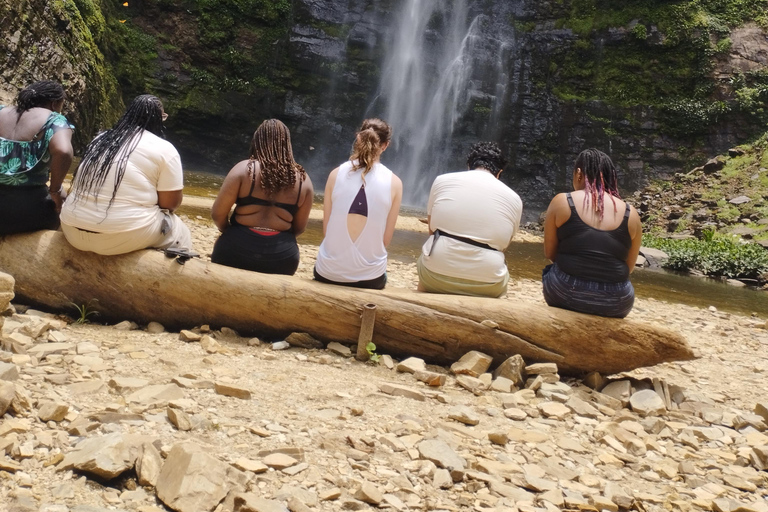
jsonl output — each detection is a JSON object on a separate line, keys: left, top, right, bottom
{"left": 0, "top": 231, "right": 695, "bottom": 374}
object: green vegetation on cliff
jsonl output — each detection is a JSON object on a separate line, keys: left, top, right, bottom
{"left": 549, "top": 0, "right": 768, "bottom": 136}
{"left": 638, "top": 129, "right": 768, "bottom": 280}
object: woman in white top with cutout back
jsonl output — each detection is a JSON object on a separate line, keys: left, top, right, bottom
{"left": 314, "top": 118, "right": 403, "bottom": 289}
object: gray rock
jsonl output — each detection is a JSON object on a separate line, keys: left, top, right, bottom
{"left": 37, "top": 401, "right": 69, "bottom": 422}
{"left": 58, "top": 433, "right": 153, "bottom": 480}
{"left": 353, "top": 481, "right": 383, "bottom": 505}
{"left": 729, "top": 195, "right": 751, "bottom": 205}
{"left": 157, "top": 442, "right": 245, "bottom": 512}
{"left": 285, "top": 332, "right": 323, "bottom": 349}
{"left": 417, "top": 439, "right": 466, "bottom": 471}
{"left": 326, "top": 341, "right": 351, "bottom": 357}
{"left": 126, "top": 384, "right": 184, "bottom": 405}
{"left": 146, "top": 322, "right": 165, "bottom": 333}
{"left": 234, "top": 494, "right": 289, "bottom": 512}
{"left": 448, "top": 406, "right": 480, "bottom": 426}
{"left": 601, "top": 380, "right": 632, "bottom": 405}
{"left": 455, "top": 375, "right": 486, "bottom": 395}
{"left": 396, "top": 357, "right": 426, "bottom": 374}
{"left": 493, "top": 354, "right": 525, "bottom": 386}
{"left": 629, "top": 389, "right": 666, "bottom": 416}
{"left": 0, "top": 361, "right": 19, "bottom": 381}
{"left": 450, "top": 351, "right": 492, "bottom": 377}
{"left": 136, "top": 442, "right": 163, "bottom": 487}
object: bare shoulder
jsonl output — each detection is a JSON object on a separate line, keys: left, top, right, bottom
{"left": 548, "top": 192, "right": 569, "bottom": 209}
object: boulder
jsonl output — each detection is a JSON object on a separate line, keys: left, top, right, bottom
{"left": 156, "top": 442, "right": 246, "bottom": 512}
{"left": 58, "top": 433, "right": 154, "bottom": 480}
{"left": 417, "top": 439, "right": 466, "bottom": 471}
{"left": 630, "top": 390, "right": 667, "bottom": 417}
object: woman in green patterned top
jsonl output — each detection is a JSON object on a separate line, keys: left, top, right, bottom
{"left": 0, "top": 80, "right": 74, "bottom": 234}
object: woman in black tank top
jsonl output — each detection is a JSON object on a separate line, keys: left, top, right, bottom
{"left": 211, "top": 119, "right": 314, "bottom": 275}
{"left": 541, "top": 149, "right": 643, "bottom": 318}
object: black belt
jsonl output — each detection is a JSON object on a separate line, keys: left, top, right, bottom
{"left": 429, "top": 229, "right": 498, "bottom": 256}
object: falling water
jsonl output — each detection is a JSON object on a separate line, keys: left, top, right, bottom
{"left": 373, "top": 0, "right": 512, "bottom": 205}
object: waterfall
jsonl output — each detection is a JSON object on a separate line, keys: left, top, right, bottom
{"left": 373, "top": 0, "right": 512, "bottom": 206}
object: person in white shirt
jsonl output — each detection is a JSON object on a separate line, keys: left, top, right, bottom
{"left": 418, "top": 142, "right": 523, "bottom": 297}
{"left": 61, "top": 95, "right": 192, "bottom": 256}
{"left": 314, "top": 118, "right": 403, "bottom": 289}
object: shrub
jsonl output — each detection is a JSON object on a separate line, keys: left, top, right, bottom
{"left": 643, "top": 233, "right": 768, "bottom": 279}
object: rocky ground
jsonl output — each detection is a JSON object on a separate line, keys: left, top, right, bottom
{"left": 635, "top": 137, "right": 768, "bottom": 245}
{"left": 1, "top": 214, "right": 768, "bottom": 512}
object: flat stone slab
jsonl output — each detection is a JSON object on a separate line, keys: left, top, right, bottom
{"left": 126, "top": 384, "right": 184, "bottom": 404}
{"left": 59, "top": 433, "right": 154, "bottom": 480}
{"left": 417, "top": 439, "right": 466, "bottom": 471}
{"left": 27, "top": 343, "right": 74, "bottom": 358}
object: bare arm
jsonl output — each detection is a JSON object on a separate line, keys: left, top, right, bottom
{"left": 625, "top": 206, "right": 643, "bottom": 273}
{"left": 291, "top": 174, "right": 314, "bottom": 236}
{"left": 211, "top": 163, "right": 245, "bottom": 232}
{"left": 383, "top": 175, "right": 403, "bottom": 248}
{"left": 322, "top": 168, "right": 338, "bottom": 237}
{"left": 158, "top": 190, "right": 183, "bottom": 212}
{"left": 48, "top": 129, "right": 74, "bottom": 212}
{"left": 544, "top": 194, "right": 567, "bottom": 262}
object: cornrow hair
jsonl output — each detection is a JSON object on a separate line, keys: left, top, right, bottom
{"left": 70, "top": 94, "right": 166, "bottom": 212}
{"left": 574, "top": 148, "right": 621, "bottom": 220}
{"left": 15, "top": 80, "right": 66, "bottom": 118}
{"left": 249, "top": 119, "right": 305, "bottom": 196}
{"left": 466, "top": 141, "right": 507, "bottom": 175}
{"left": 350, "top": 118, "right": 392, "bottom": 184}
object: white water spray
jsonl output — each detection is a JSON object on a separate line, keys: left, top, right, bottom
{"left": 374, "top": 0, "right": 511, "bottom": 205}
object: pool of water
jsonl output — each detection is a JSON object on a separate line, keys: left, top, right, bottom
{"left": 184, "top": 170, "right": 768, "bottom": 317}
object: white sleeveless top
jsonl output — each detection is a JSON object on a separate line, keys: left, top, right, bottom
{"left": 316, "top": 160, "right": 394, "bottom": 282}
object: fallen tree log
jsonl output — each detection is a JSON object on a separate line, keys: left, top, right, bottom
{"left": 0, "top": 231, "right": 695, "bottom": 374}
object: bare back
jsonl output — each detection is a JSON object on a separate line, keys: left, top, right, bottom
{"left": 0, "top": 107, "right": 52, "bottom": 141}
{"left": 211, "top": 159, "right": 314, "bottom": 235}
{"left": 566, "top": 190, "right": 627, "bottom": 230}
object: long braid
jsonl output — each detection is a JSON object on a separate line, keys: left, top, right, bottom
{"left": 250, "top": 119, "right": 305, "bottom": 196}
{"left": 70, "top": 95, "right": 165, "bottom": 211}
{"left": 15, "top": 81, "right": 66, "bottom": 119}
{"left": 575, "top": 148, "right": 620, "bottom": 220}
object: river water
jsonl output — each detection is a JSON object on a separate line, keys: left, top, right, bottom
{"left": 183, "top": 171, "right": 768, "bottom": 317}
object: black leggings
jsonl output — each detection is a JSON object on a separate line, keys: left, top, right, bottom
{"left": 313, "top": 267, "right": 387, "bottom": 290}
{"left": 211, "top": 225, "right": 300, "bottom": 275}
{"left": 0, "top": 185, "right": 59, "bottom": 235}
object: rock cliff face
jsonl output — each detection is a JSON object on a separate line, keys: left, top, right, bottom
{"left": 0, "top": 0, "right": 123, "bottom": 147}
{"left": 2, "top": 0, "right": 767, "bottom": 215}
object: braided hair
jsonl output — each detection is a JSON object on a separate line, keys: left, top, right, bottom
{"left": 249, "top": 119, "right": 305, "bottom": 196}
{"left": 574, "top": 148, "right": 621, "bottom": 220}
{"left": 70, "top": 95, "right": 165, "bottom": 210}
{"left": 15, "top": 81, "right": 66, "bottom": 118}
{"left": 467, "top": 141, "right": 507, "bottom": 175}
{"left": 350, "top": 118, "right": 392, "bottom": 184}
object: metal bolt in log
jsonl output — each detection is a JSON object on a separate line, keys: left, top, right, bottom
{"left": 356, "top": 303, "right": 377, "bottom": 361}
